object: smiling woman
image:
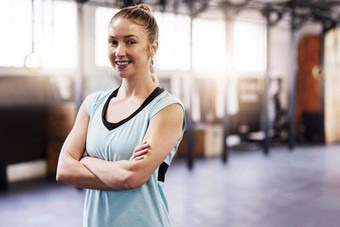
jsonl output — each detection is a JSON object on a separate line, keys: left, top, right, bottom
{"left": 107, "top": 5, "right": 159, "bottom": 83}
{"left": 107, "top": 18, "right": 158, "bottom": 82}
{"left": 56, "top": 4, "right": 186, "bottom": 227}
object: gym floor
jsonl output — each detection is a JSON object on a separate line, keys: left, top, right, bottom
{"left": 1, "top": 144, "right": 340, "bottom": 227}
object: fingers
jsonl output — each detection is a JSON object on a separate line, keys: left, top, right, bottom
{"left": 129, "top": 142, "right": 150, "bottom": 161}
{"left": 134, "top": 148, "right": 149, "bottom": 157}
{"left": 130, "top": 148, "right": 148, "bottom": 161}
{"left": 132, "top": 156, "right": 145, "bottom": 161}
{"left": 134, "top": 142, "right": 150, "bottom": 152}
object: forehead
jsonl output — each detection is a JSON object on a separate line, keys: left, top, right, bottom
{"left": 108, "top": 18, "right": 146, "bottom": 38}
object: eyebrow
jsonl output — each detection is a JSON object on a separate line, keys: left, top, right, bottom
{"left": 108, "top": 35, "right": 139, "bottom": 39}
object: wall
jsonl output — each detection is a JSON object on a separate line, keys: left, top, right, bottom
{"left": 324, "top": 28, "right": 340, "bottom": 143}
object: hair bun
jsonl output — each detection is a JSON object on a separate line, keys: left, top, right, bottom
{"left": 136, "top": 4, "right": 152, "bottom": 13}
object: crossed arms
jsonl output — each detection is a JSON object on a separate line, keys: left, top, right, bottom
{"left": 56, "top": 100, "right": 184, "bottom": 190}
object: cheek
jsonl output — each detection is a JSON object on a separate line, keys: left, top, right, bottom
{"left": 108, "top": 47, "right": 113, "bottom": 58}
{"left": 135, "top": 48, "right": 150, "bottom": 62}
{"left": 108, "top": 48, "right": 115, "bottom": 60}
{"left": 107, "top": 48, "right": 116, "bottom": 67}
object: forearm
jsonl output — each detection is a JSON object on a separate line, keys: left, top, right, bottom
{"left": 56, "top": 153, "right": 112, "bottom": 190}
{"left": 81, "top": 157, "right": 133, "bottom": 190}
{"left": 54, "top": 100, "right": 111, "bottom": 190}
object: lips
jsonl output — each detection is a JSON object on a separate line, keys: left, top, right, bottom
{"left": 116, "top": 61, "right": 132, "bottom": 66}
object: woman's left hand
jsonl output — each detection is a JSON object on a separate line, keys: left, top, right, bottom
{"left": 129, "top": 142, "right": 150, "bottom": 161}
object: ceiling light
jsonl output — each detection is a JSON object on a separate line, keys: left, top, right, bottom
{"left": 24, "top": 0, "right": 42, "bottom": 73}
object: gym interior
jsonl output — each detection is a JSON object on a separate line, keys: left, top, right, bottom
{"left": 1, "top": 0, "right": 340, "bottom": 226}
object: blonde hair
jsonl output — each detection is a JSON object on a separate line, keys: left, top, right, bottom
{"left": 110, "top": 4, "right": 158, "bottom": 83}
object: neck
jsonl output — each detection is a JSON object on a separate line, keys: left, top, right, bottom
{"left": 118, "top": 75, "right": 156, "bottom": 99}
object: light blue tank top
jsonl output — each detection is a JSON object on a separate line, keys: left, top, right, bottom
{"left": 83, "top": 87, "right": 186, "bottom": 227}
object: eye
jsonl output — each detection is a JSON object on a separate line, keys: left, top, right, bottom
{"left": 109, "top": 40, "right": 118, "bottom": 45}
{"left": 127, "top": 40, "right": 136, "bottom": 45}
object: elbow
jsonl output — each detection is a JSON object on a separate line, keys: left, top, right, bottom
{"left": 55, "top": 169, "right": 65, "bottom": 183}
{"left": 124, "top": 178, "right": 143, "bottom": 190}
{"left": 123, "top": 172, "right": 146, "bottom": 190}
{"left": 55, "top": 155, "right": 75, "bottom": 183}
{"left": 55, "top": 165, "right": 69, "bottom": 183}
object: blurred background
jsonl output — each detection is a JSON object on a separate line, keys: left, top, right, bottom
{"left": 0, "top": 0, "right": 340, "bottom": 226}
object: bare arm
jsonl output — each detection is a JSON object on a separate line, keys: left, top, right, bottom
{"left": 55, "top": 101, "right": 111, "bottom": 190}
{"left": 80, "top": 103, "right": 184, "bottom": 190}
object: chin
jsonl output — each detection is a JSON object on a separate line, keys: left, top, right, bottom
{"left": 116, "top": 72, "right": 132, "bottom": 80}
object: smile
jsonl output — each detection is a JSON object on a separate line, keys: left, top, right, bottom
{"left": 116, "top": 61, "right": 132, "bottom": 66}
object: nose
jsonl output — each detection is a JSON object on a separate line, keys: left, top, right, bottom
{"left": 116, "top": 43, "right": 126, "bottom": 57}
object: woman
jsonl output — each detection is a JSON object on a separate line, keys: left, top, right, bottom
{"left": 56, "top": 4, "right": 186, "bottom": 227}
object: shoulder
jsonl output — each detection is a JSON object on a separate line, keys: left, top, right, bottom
{"left": 149, "top": 89, "right": 185, "bottom": 118}
{"left": 146, "top": 90, "right": 186, "bottom": 145}
{"left": 148, "top": 89, "right": 186, "bottom": 131}
{"left": 158, "top": 89, "right": 183, "bottom": 104}
{"left": 85, "top": 89, "right": 115, "bottom": 117}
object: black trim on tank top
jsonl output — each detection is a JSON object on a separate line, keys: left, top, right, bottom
{"left": 158, "top": 162, "right": 169, "bottom": 182}
{"left": 102, "top": 87, "right": 164, "bottom": 131}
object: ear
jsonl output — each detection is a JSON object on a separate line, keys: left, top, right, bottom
{"left": 149, "top": 40, "right": 158, "bottom": 57}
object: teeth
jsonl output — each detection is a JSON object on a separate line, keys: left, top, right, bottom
{"left": 116, "top": 61, "right": 130, "bottom": 66}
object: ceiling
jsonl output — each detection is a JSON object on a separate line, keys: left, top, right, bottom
{"left": 84, "top": 0, "right": 340, "bottom": 29}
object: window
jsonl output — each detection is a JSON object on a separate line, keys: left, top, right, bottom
{"left": 154, "top": 12, "right": 190, "bottom": 71}
{"left": 233, "top": 20, "right": 267, "bottom": 73}
{"left": 0, "top": 0, "right": 31, "bottom": 67}
{"left": 0, "top": 0, "right": 77, "bottom": 68}
{"left": 192, "top": 18, "right": 227, "bottom": 74}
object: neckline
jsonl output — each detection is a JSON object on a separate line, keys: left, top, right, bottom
{"left": 102, "top": 87, "right": 164, "bottom": 130}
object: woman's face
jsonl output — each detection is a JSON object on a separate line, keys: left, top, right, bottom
{"left": 107, "top": 18, "right": 157, "bottom": 79}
